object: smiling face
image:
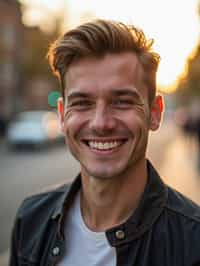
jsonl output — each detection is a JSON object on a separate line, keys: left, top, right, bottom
{"left": 59, "top": 52, "right": 162, "bottom": 180}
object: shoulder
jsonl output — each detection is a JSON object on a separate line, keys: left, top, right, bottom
{"left": 17, "top": 182, "right": 71, "bottom": 221}
{"left": 11, "top": 182, "right": 75, "bottom": 263}
{"left": 165, "top": 185, "right": 200, "bottom": 223}
{"left": 151, "top": 186, "right": 200, "bottom": 264}
{"left": 15, "top": 175, "right": 82, "bottom": 224}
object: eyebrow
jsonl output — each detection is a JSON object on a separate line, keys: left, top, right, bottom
{"left": 110, "top": 88, "right": 141, "bottom": 98}
{"left": 67, "top": 91, "right": 91, "bottom": 102}
{"left": 66, "top": 88, "right": 142, "bottom": 101}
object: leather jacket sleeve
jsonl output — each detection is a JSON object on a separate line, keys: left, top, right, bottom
{"left": 9, "top": 217, "right": 20, "bottom": 266}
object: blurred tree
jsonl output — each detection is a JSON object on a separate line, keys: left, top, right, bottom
{"left": 175, "top": 1, "right": 200, "bottom": 104}
{"left": 23, "top": 25, "right": 58, "bottom": 80}
{"left": 176, "top": 45, "right": 200, "bottom": 104}
{"left": 20, "top": 23, "right": 62, "bottom": 110}
{"left": 18, "top": 0, "right": 66, "bottom": 97}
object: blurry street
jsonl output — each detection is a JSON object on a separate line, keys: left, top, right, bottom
{"left": 0, "top": 142, "right": 80, "bottom": 253}
{"left": 1, "top": 119, "right": 200, "bottom": 265}
{"left": 158, "top": 130, "right": 200, "bottom": 204}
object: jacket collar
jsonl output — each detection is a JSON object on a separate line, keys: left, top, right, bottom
{"left": 51, "top": 176, "right": 81, "bottom": 220}
{"left": 52, "top": 160, "right": 168, "bottom": 245}
{"left": 106, "top": 160, "right": 168, "bottom": 246}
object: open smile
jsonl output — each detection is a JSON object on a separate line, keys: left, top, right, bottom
{"left": 82, "top": 139, "right": 128, "bottom": 152}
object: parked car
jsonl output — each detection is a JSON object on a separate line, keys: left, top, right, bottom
{"left": 6, "top": 110, "right": 64, "bottom": 149}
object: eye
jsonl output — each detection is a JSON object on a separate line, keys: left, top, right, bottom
{"left": 112, "top": 99, "right": 134, "bottom": 108}
{"left": 68, "top": 99, "right": 93, "bottom": 110}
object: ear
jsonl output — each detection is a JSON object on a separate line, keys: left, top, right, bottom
{"left": 149, "top": 95, "right": 164, "bottom": 131}
{"left": 57, "top": 97, "right": 65, "bottom": 133}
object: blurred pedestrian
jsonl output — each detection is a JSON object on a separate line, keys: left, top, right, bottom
{"left": 10, "top": 19, "right": 200, "bottom": 266}
{"left": 0, "top": 115, "right": 7, "bottom": 138}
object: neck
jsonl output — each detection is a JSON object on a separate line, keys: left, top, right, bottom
{"left": 80, "top": 159, "right": 148, "bottom": 232}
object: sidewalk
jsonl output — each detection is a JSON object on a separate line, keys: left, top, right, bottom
{"left": 0, "top": 250, "right": 9, "bottom": 266}
{"left": 159, "top": 130, "right": 200, "bottom": 204}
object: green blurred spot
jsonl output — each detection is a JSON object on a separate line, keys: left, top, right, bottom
{"left": 48, "top": 91, "right": 61, "bottom": 107}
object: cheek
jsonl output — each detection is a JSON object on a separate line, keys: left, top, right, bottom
{"left": 137, "top": 107, "right": 151, "bottom": 129}
{"left": 121, "top": 109, "right": 149, "bottom": 129}
{"left": 63, "top": 113, "right": 85, "bottom": 137}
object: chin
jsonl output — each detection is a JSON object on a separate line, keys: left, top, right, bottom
{"left": 81, "top": 164, "right": 126, "bottom": 180}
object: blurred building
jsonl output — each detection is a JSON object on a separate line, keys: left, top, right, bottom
{"left": 22, "top": 26, "right": 58, "bottom": 111}
{"left": 0, "top": 1, "right": 59, "bottom": 138}
{"left": 0, "top": 0, "right": 23, "bottom": 135}
{"left": 23, "top": 77, "right": 54, "bottom": 111}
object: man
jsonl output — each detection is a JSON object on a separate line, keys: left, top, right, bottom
{"left": 10, "top": 19, "right": 200, "bottom": 266}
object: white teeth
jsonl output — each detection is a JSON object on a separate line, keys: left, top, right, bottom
{"left": 88, "top": 141, "right": 121, "bottom": 150}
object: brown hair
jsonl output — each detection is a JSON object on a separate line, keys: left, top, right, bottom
{"left": 47, "top": 19, "right": 160, "bottom": 104}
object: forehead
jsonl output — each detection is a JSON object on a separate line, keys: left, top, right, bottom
{"left": 64, "top": 52, "right": 147, "bottom": 98}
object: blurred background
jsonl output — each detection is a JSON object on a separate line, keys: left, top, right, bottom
{"left": 0, "top": 0, "right": 200, "bottom": 264}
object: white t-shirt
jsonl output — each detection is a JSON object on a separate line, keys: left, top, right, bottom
{"left": 57, "top": 192, "right": 116, "bottom": 266}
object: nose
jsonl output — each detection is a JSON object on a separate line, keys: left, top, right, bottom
{"left": 89, "top": 102, "right": 116, "bottom": 134}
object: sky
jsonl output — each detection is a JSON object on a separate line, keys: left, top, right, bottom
{"left": 20, "top": 0, "right": 200, "bottom": 93}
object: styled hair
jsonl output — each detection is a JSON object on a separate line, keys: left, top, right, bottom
{"left": 47, "top": 19, "right": 160, "bottom": 104}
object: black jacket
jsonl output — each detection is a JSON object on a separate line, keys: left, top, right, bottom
{"left": 10, "top": 161, "right": 200, "bottom": 266}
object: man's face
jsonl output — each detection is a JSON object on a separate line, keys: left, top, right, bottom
{"left": 59, "top": 52, "right": 162, "bottom": 180}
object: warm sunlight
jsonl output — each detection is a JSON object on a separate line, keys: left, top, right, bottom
{"left": 20, "top": 0, "right": 200, "bottom": 93}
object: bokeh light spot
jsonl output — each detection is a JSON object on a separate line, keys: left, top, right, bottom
{"left": 48, "top": 91, "right": 62, "bottom": 107}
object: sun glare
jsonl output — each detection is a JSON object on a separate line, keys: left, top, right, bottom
{"left": 67, "top": 0, "right": 200, "bottom": 93}
{"left": 20, "top": 0, "right": 200, "bottom": 93}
